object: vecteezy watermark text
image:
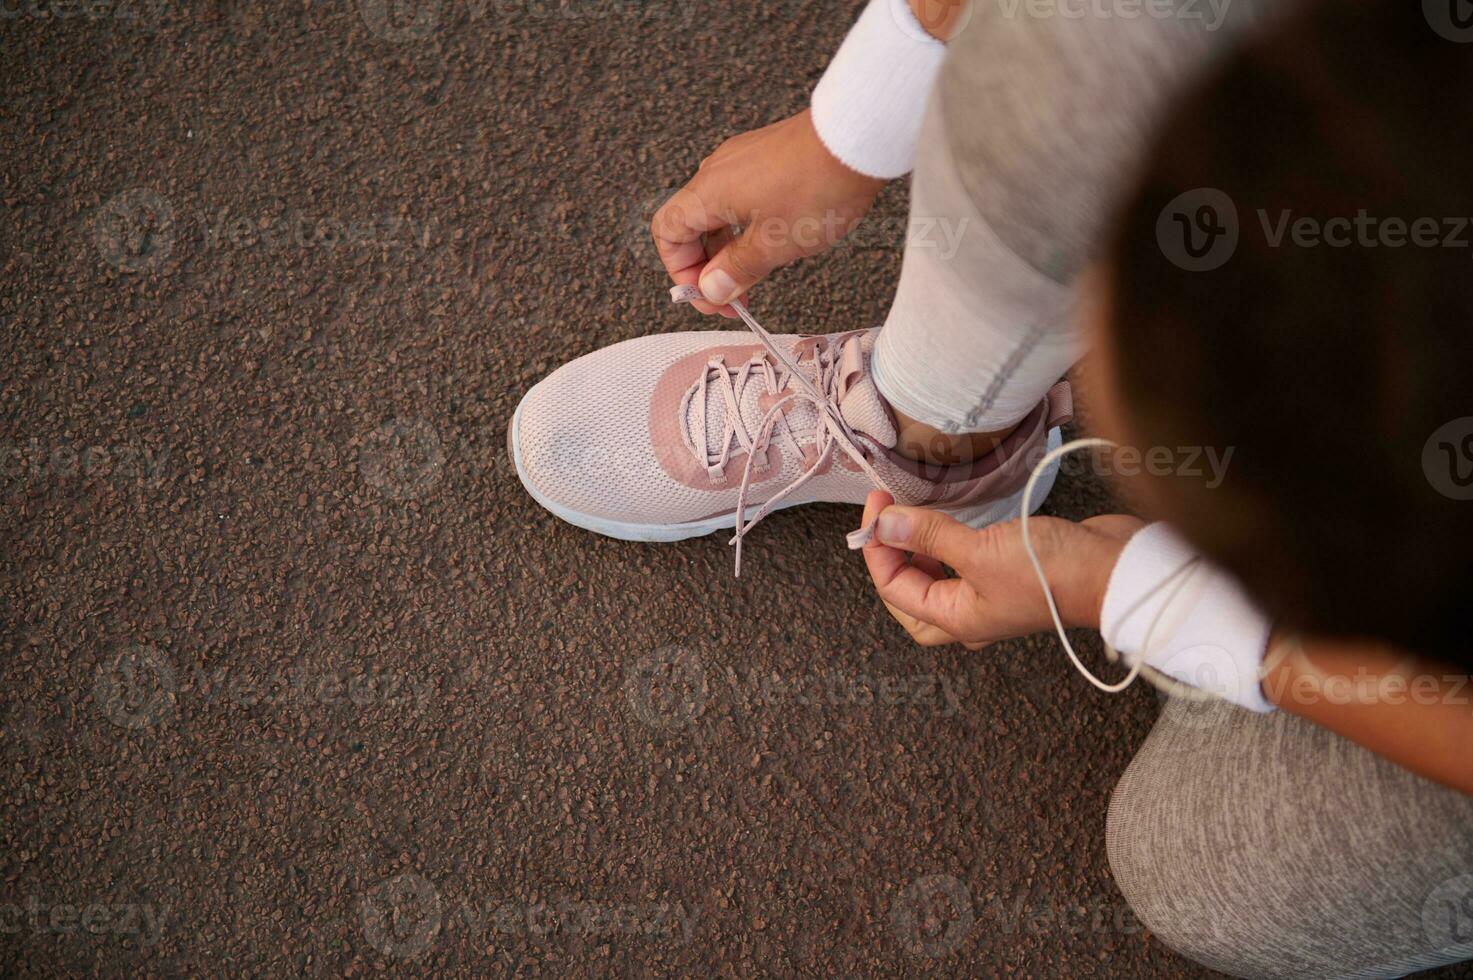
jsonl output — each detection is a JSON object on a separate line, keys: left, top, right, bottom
{"left": 1256, "top": 210, "right": 1473, "bottom": 251}
{"left": 994, "top": 0, "right": 1232, "bottom": 31}
{"left": 894, "top": 435, "right": 1236, "bottom": 489}
{"left": 0, "top": 0, "right": 170, "bottom": 24}
{"left": 94, "top": 645, "right": 440, "bottom": 729}
{"left": 358, "top": 0, "right": 695, "bottom": 41}
{"left": 361, "top": 873, "right": 698, "bottom": 960}
{"left": 202, "top": 208, "right": 435, "bottom": 253}
{"left": 184, "top": 663, "right": 438, "bottom": 713}
{"left": 92, "top": 188, "right": 440, "bottom": 272}
{"left": 891, "top": 874, "right": 1154, "bottom": 959}
{"left": 0, "top": 439, "right": 168, "bottom": 489}
{"left": 1158, "top": 187, "right": 1473, "bottom": 271}
{"left": 0, "top": 897, "right": 169, "bottom": 947}
{"left": 725, "top": 668, "right": 966, "bottom": 717}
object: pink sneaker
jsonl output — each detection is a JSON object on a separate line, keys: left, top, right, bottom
{"left": 510, "top": 287, "right": 1072, "bottom": 574}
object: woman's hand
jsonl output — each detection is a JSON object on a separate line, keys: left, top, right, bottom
{"left": 651, "top": 109, "right": 886, "bottom": 318}
{"left": 860, "top": 490, "right": 1145, "bottom": 648}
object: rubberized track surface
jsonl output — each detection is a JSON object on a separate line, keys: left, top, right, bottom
{"left": 0, "top": 2, "right": 1365, "bottom": 976}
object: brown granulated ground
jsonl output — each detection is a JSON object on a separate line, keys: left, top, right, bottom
{"left": 6, "top": 2, "right": 1457, "bottom": 977}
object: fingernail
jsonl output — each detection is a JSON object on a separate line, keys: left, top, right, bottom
{"left": 876, "top": 510, "right": 911, "bottom": 545}
{"left": 699, "top": 267, "right": 737, "bottom": 305}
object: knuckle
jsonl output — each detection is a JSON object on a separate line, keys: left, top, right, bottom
{"left": 961, "top": 524, "right": 1002, "bottom": 569}
{"left": 1019, "top": 517, "right": 1066, "bottom": 563}
{"left": 725, "top": 239, "right": 764, "bottom": 281}
{"left": 650, "top": 192, "right": 685, "bottom": 236}
{"left": 910, "top": 514, "right": 944, "bottom": 556}
{"left": 668, "top": 187, "right": 712, "bottom": 230}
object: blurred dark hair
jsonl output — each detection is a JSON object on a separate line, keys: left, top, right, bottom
{"left": 1106, "top": 0, "right": 1473, "bottom": 664}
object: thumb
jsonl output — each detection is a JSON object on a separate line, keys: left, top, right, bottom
{"left": 875, "top": 505, "right": 984, "bottom": 573}
{"left": 698, "top": 223, "right": 787, "bottom": 307}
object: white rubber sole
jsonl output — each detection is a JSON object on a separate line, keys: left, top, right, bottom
{"left": 510, "top": 396, "right": 1063, "bottom": 543}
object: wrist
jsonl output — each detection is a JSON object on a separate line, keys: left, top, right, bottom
{"left": 1259, "top": 632, "right": 1298, "bottom": 709}
{"left": 1100, "top": 522, "right": 1276, "bottom": 713}
{"left": 811, "top": 0, "right": 946, "bottom": 180}
{"left": 1060, "top": 533, "right": 1126, "bottom": 631}
{"left": 1071, "top": 535, "right": 1125, "bottom": 631}
{"left": 1026, "top": 519, "right": 1124, "bottom": 632}
{"left": 796, "top": 108, "right": 890, "bottom": 192}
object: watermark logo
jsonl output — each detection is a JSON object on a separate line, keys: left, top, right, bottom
{"left": 93, "top": 188, "right": 175, "bottom": 273}
{"left": 1150, "top": 644, "right": 1245, "bottom": 732}
{"left": 624, "top": 186, "right": 682, "bottom": 267}
{"left": 362, "top": 873, "right": 443, "bottom": 960}
{"left": 93, "top": 645, "right": 177, "bottom": 729}
{"left": 1156, "top": 188, "right": 1238, "bottom": 272}
{"left": 358, "top": 0, "right": 439, "bottom": 40}
{"left": 1423, "top": 417, "right": 1473, "bottom": 500}
{"left": 1160, "top": 191, "right": 1473, "bottom": 269}
{"left": 1422, "top": 874, "right": 1473, "bottom": 951}
{"left": 624, "top": 645, "right": 707, "bottom": 731}
{"left": 890, "top": 874, "right": 974, "bottom": 958}
{"left": 359, "top": 416, "right": 444, "bottom": 501}
{"left": 1425, "top": 0, "right": 1473, "bottom": 43}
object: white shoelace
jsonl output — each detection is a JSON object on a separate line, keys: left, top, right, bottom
{"left": 671, "top": 285, "right": 902, "bottom": 576}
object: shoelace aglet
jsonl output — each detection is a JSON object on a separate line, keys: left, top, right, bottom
{"left": 845, "top": 519, "right": 877, "bottom": 549}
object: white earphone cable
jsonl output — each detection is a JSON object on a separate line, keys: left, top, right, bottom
{"left": 1020, "top": 436, "right": 1216, "bottom": 700}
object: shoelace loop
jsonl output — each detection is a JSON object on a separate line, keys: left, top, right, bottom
{"left": 671, "top": 285, "right": 902, "bottom": 576}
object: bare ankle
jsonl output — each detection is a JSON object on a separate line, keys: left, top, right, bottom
{"left": 890, "top": 410, "right": 1021, "bottom": 465}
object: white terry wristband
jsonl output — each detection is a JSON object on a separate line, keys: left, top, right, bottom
{"left": 1100, "top": 523, "right": 1276, "bottom": 713}
{"left": 811, "top": 0, "right": 946, "bottom": 179}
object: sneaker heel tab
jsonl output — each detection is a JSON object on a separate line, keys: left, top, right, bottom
{"left": 1045, "top": 381, "right": 1074, "bottom": 430}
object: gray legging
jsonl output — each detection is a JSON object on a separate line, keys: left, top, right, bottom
{"left": 1109, "top": 696, "right": 1473, "bottom": 977}
{"left": 873, "top": 0, "right": 1286, "bottom": 433}
{"left": 873, "top": 1, "right": 1473, "bottom": 974}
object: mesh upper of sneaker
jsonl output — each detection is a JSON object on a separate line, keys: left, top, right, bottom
{"left": 515, "top": 292, "right": 1069, "bottom": 553}
{"left": 516, "top": 328, "right": 918, "bottom": 526}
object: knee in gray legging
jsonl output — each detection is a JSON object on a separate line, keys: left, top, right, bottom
{"left": 1106, "top": 696, "right": 1473, "bottom": 980}
{"left": 1104, "top": 701, "right": 1259, "bottom": 977}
